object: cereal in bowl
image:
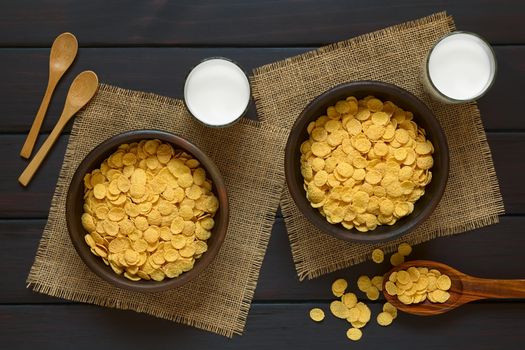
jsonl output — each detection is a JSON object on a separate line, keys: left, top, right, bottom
{"left": 300, "top": 96, "right": 434, "bottom": 232}
{"left": 81, "top": 139, "right": 219, "bottom": 281}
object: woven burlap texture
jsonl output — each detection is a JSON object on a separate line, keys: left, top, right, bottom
{"left": 251, "top": 12, "right": 504, "bottom": 280}
{"left": 27, "top": 84, "right": 290, "bottom": 337}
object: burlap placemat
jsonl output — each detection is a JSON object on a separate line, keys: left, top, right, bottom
{"left": 27, "top": 84, "right": 290, "bottom": 337}
{"left": 251, "top": 12, "right": 504, "bottom": 280}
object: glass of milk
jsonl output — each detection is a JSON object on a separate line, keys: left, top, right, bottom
{"left": 184, "top": 57, "right": 251, "bottom": 127}
{"left": 422, "top": 31, "right": 496, "bottom": 104}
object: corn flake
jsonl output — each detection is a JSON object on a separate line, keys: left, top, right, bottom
{"left": 309, "top": 308, "right": 325, "bottom": 322}
{"left": 377, "top": 312, "right": 393, "bottom": 326}
{"left": 330, "top": 300, "right": 350, "bottom": 319}
{"left": 332, "top": 278, "right": 348, "bottom": 296}
{"left": 346, "top": 328, "right": 362, "bottom": 341}
{"left": 342, "top": 292, "right": 357, "bottom": 308}
{"left": 398, "top": 242, "right": 412, "bottom": 256}
{"left": 371, "top": 248, "right": 384, "bottom": 263}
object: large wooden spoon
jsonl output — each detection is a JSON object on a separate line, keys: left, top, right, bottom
{"left": 383, "top": 260, "right": 525, "bottom": 316}
{"left": 18, "top": 71, "right": 98, "bottom": 187}
{"left": 20, "top": 32, "right": 78, "bottom": 159}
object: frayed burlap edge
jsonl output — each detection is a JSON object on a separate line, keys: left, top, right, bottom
{"left": 251, "top": 12, "right": 504, "bottom": 280}
{"left": 27, "top": 83, "right": 288, "bottom": 337}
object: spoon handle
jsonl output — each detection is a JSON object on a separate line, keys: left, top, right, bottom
{"left": 20, "top": 79, "right": 58, "bottom": 159}
{"left": 18, "top": 116, "right": 66, "bottom": 187}
{"left": 461, "top": 276, "right": 525, "bottom": 302}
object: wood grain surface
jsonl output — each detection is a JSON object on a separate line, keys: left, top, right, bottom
{"left": 1, "top": 1, "right": 524, "bottom": 348}
{"left": 1, "top": 303, "right": 524, "bottom": 349}
{"left": 1, "top": 1, "right": 524, "bottom": 45}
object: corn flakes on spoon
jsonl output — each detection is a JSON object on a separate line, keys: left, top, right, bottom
{"left": 383, "top": 260, "right": 525, "bottom": 316}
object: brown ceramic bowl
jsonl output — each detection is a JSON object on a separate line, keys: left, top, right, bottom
{"left": 285, "top": 81, "right": 449, "bottom": 242}
{"left": 66, "top": 130, "right": 229, "bottom": 292}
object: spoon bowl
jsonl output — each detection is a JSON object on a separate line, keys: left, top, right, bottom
{"left": 383, "top": 260, "right": 525, "bottom": 316}
{"left": 49, "top": 32, "right": 78, "bottom": 72}
{"left": 64, "top": 70, "right": 99, "bottom": 112}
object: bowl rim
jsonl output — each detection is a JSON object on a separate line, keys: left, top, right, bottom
{"left": 66, "top": 129, "right": 229, "bottom": 292}
{"left": 284, "top": 80, "right": 449, "bottom": 242}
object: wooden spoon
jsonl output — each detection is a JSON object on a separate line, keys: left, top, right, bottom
{"left": 383, "top": 260, "right": 525, "bottom": 316}
{"left": 18, "top": 71, "right": 98, "bottom": 187}
{"left": 20, "top": 32, "right": 78, "bottom": 159}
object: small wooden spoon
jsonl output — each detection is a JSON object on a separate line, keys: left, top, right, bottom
{"left": 383, "top": 260, "right": 525, "bottom": 316}
{"left": 20, "top": 32, "right": 78, "bottom": 159}
{"left": 18, "top": 71, "right": 98, "bottom": 187}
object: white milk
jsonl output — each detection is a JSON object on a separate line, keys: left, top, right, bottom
{"left": 184, "top": 58, "right": 250, "bottom": 127}
{"left": 427, "top": 32, "right": 495, "bottom": 102}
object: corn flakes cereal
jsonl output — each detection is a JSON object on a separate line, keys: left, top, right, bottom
{"left": 385, "top": 281, "right": 397, "bottom": 295}
{"left": 396, "top": 270, "right": 410, "bottom": 284}
{"left": 342, "top": 292, "right": 357, "bottom": 308}
{"left": 330, "top": 300, "right": 350, "bottom": 319}
{"left": 356, "top": 302, "right": 371, "bottom": 323}
{"left": 383, "top": 302, "right": 398, "bottom": 319}
{"left": 365, "top": 286, "right": 380, "bottom": 301}
{"left": 346, "top": 327, "right": 362, "bottom": 341}
{"left": 81, "top": 139, "right": 219, "bottom": 282}
{"left": 386, "top": 266, "right": 452, "bottom": 304}
{"left": 377, "top": 312, "right": 393, "bottom": 326}
{"left": 309, "top": 308, "right": 325, "bottom": 322}
{"left": 371, "top": 276, "right": 383, "bottom": 291}
{"left": 311, "top": 274, "right": 391, "bottom": 342}
{"left": 332, "top": 278, "right": 348, "bottom": 297}
{"left": 367, "top": 98, "right": 383, "bottom": 112}
{"left": 346, "top": 307, "right": 360, "bottom": 323}
{"left": 398, "top": 242, "right": 412, "bottom": 256}
{"left": 300, "top": 95, "right": 433, "bottom": 233}
{"left": 357, "top": 275, "right": 372, "bottom": 292}
{"left": 371, "top": 248, "right": 384, "bottom": 263}
{"left": 437, "top": 275, "right": 452, "bottom": 290}
{"left": 350, "top": 320, "right": 367, "bottom": 329}
{"left": 93, "top": 183, "right": 106, "bottom": 199}
{"left": 407, "top": 266, "right": 420, "bottom": 281}
{"left": 390, "top": 252, "right": 405, "bottom": 266}
{"left": 431, "top": 289, "right": 451, "bottom": 303}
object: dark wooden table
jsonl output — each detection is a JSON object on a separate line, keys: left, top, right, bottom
{"left": 1, "top": 1, "right": 525, "bottom": 349}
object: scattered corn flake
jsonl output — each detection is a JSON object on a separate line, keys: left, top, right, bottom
{"left": 309, "top": 308, "right": 325, "bottom": 322}
{"left": 371, "top": 275, "right": 384, "bottom": 291}
{"left": 398, "top": 242, "right": 412, "bottom": 256}
{"left": 332, "top": 278, "right": 348, "bottom": 297}
{"left": 330, "top": 300, "right": 350, "bottom": 319}
{"left": 357, "top": 275, "right": 372, "bottom": 292}
{"left": 365, "top": 286, "right": 380, "bottom": 301}
{"left": 346, "top": 327, "right": 363, "bottom": 341}
{"left": 383, "top": 302, "right": 398, "bottom": 319}
{"left": 371, "top": 248, "right": 384, "bottom": 263}
{"left": 341, "top": 292, "right": 357, "bottom": 308}
{"left": 377, "top": 312, "right": 394, "bottom": 326}
{"left": 390, "top": 252, "right": 405, "bottom": 266}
